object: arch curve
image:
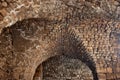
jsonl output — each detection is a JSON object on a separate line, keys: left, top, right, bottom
{"left": 33, "top": 26, "right": 98, "bottom": 80}
{"left": 0, "top": 18, "right": 98, "bottom": 80}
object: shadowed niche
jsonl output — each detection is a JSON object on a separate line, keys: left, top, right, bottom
{"left": 42, "top": 55, "right": 93, "bottom": 80}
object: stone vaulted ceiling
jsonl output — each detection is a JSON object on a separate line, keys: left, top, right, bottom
{"left": 0, "top": 0, "right": 120, "bottom": 80}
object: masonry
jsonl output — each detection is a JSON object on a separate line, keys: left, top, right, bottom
{"left": 0, "top": 0, "right": 120, "bottom": 80}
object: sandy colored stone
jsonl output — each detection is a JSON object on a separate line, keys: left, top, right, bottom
{"left": 0, "top": 0, "right": 119, "bottom": 80}
{"left": 2, "top": 2, "right": 8, "bottom": 7}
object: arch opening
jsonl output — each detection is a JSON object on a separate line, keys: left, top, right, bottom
{"left": 33, "top": 55, "right": 93, "bottom": 80}
{"left": 33, "top": 27, "right": 98, "bottom": 80}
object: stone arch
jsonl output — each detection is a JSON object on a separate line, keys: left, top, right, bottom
{"left": 0, "top": 18, "right": 98, "bottom": 80}
{"left": 0, "top": 1, "right": 120, "bottom": 80}
{"left": 33, "top": 55, "right": 94, "bottom": 80}
{"left": 33, "top": 27, "right": 98, "bottom": 80}
{"left": 0, "top": 18, "right": 61, "bottom": 80}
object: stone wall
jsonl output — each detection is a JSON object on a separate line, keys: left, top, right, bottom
{"left": 0, "top": 18, "right": 62, "bottom": 80}
{"left": 0, "top": 0, "right": 120, "bottom": 33}
{"left": 0, "top": 0, "right": 120, "bottom": 80}
{"left": 72, "top": 19, "right": 120, "bottom": 80}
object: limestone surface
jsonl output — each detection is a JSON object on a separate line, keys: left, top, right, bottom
{"left": 0, "top": 0, "right": 120, "bottom": 80}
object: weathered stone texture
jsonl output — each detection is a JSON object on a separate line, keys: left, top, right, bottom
{"left": 72, "top": 19, "right": 120, "bottom": 80}
{"left": 0, "top": 18, "right": 62, "bottom": 80}
{"left": 0, "top": 0, "right": 120, "bottom": 80}
{"left": 42, "top": 55, "right": 93, "bottom": 80}
{"left": 0, "top": 0, "right": 120, "bottom": 33}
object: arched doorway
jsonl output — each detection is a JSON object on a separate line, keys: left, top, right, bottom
{"left": 33, "top": 55, "right": 93, "bottom": 80}
{"left": 33, "top": 28, "right": 98, "bottom": 80}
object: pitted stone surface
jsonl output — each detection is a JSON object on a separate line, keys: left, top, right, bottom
{"left": 0, "top": 0, "right": 120, "bottom": 80}
{"left": 0, "top": 0, "right": 120, "bottom": 33}
{"left": 43, "top": 55, "right": 93, "bottom": 80}
{"left": 0, "top": 18, "right": 120, "bottom": 80}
